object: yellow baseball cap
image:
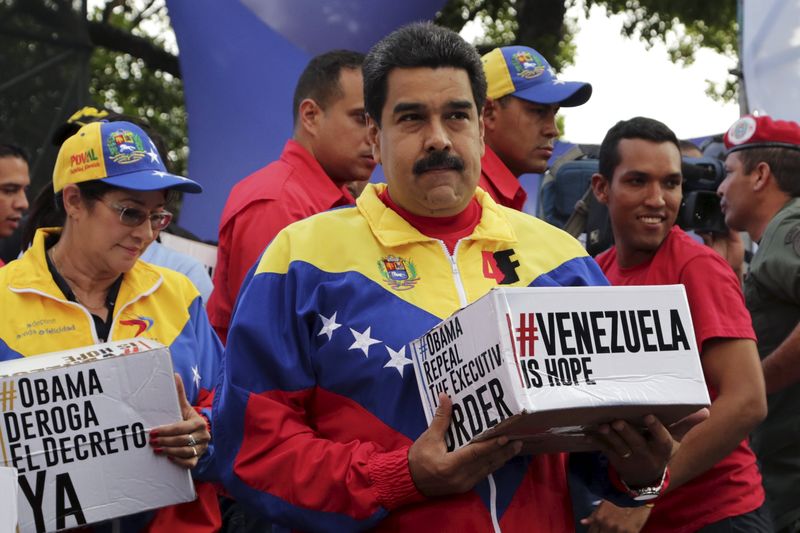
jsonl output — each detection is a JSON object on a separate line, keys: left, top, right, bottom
{"left": 482, "top": 46, "right": 592, "bottom": 106}
{"left": 53, "top": 121, "right": 202, "bottom": 194}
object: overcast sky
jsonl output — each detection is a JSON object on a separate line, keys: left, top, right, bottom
{"left": 464, "top": 3, "right": 742, "bottom": 144}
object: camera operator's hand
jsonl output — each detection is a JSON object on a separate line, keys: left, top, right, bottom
{"left": 701, "top": 229, "right": 744, "bottom": 282}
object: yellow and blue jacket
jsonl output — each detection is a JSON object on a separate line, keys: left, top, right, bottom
{"left": 213, "top": 184, "right": 629, "bottom": 532}
{"left": 0, "top": 228, "right": 223, "bottom": 532}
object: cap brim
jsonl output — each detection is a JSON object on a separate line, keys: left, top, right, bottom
{"left": 101, "top": 170, "right": 203, "bottom": 193}
{"left": 512, "top": 81, "right": 592, "bottom": 107}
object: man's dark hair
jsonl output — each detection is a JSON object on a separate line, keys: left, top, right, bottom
{"left": 599, "top": 116, "right": 680, "bottom": 179}
{"left": 0, "top": 142, "right": 30, "bottom": 166}
{"left": 363, "top": 22, "right": 487, "bottom": 126}
{"left": 292, "top": 50, "right": 365, "bottom": 126}
{"left": 735, "top": 147, "right": 800, "bottom": 197}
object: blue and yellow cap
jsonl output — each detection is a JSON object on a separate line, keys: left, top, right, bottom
{"left": 481, "top": 46, "right": 592, "bottom": 107}
{"left": 53, "top": 121, "right": 202, "bottom": 194}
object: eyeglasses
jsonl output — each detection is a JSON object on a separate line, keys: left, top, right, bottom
{"left": 102, "top": 200, "right": 173, "bottom": 231}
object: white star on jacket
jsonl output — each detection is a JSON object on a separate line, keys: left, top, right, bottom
{"left": 383, "top": 345, "right": 413, "bottom": 377}
{"left": 191, "top": 365, "right": 201, "bottom": 389}
{"left": 317, "top": 312, "right": 342, "bottom": 340}
{"left": 349, "top": 326, "right": 382, "bottom": 357}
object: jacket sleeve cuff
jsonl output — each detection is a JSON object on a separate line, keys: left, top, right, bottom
{"left": 368, "top": 446, "right": 426, "bottom": 510}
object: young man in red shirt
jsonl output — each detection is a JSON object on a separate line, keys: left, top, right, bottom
{"left": 478, "top": 46, "right": 592, "bottom": 211}
{"left": 584, "top": 116, "right": 771, "bottom": 532}
{"left": 208, "top": 50, "right": 377, "bottom": 343}
{"left": 0, "top": 142, "right": 30, "bottom": 267}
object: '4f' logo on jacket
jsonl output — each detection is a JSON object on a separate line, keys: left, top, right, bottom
{"left": 482, "top": 249, "right": 520, "bottom": 285}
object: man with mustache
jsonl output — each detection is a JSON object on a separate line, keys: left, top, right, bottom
{"left": 0, "top": 141, "right": 30, "bottom": 267}
{"left": 213, "top": 24, "right": 684, "bottom": 532}
{"left": 710, "top": 115, "right": 800, "bottom": 532}
{"left": 208, "top": 49, "right": 376, "bottom": 343}
{"left": 586, "top": 117, "right": 770, "bottom": 532}
{"left": 478, "top": 46, "right": 592, "bottom": 211}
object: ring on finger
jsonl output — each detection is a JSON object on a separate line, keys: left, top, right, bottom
{"left": 621, "top": 451, "right": 632, "bottom": 459}
{"left": 187, "top": 434, "right": 197, "bottom": 447}
{"left": 191, "top": 446, "right": 198, "bottom": 457}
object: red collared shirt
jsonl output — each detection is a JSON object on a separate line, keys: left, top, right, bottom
{"left": 478, "top": 145, "right": 527, "bottom": 211}
{"left": 207, "top": 140, "right": 355, "bottom": 343}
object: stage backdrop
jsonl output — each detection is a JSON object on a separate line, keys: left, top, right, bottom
{"left": 167, "top": 0, "right": 446, "bottom": 240}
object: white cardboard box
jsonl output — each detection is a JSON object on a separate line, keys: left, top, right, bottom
{"left": 410, "top": 286, "right": 710, "bottom": 453}
{"left": 0, "top": 466, "right": 18, "bottom": 533}
{"left": 0, "top": 339, "right": 195, "bottom": 532}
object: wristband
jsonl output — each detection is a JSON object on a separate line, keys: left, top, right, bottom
{"left": 620, "top": 467, "right": 670, "bottom": 502}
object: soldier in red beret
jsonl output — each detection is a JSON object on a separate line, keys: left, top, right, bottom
{"left": 711, "top": 114, "right": 800, "bottom": 532}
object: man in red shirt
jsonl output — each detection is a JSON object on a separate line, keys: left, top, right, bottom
{"left": 0, "top": 142, "right": 30, "bottom": 267}
{"left": 584, "top": 116, "right": 771, "bottom": 532}
{"left": 478, "top": 46, "right": 592, "bottom": 211}
{"left": 208, "top": 50, "right": 377, "bottom": 342}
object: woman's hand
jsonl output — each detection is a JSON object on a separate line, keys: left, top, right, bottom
{"left": 149, "top": 373, "right": 210, "bottom": 469}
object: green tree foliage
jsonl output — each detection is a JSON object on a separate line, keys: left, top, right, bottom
{"left": 437, "top": 0, "right": 738, "bottom": 101}
{"left": 89, "top": 0, "right": 187, "bottom": 175}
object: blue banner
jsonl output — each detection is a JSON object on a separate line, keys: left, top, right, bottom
{"left": 167, "top": 0, "right": 445, "bottom": 240}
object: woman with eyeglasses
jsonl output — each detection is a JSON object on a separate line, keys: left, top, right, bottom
{"left": 0, "top": 121, "right": 223, "bottom": 532}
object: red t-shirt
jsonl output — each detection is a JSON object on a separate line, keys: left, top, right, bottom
{"left": 478, "top": 146, "right": 527, "bottom": 211}
{"left": 377, "top": 189, "right": 481, "bottom": 254}
{"left": 207, "top": 140, "right": 355, "bottom": 343}
{"left": 596, "top": 226, "right": 764, "bottom": 532}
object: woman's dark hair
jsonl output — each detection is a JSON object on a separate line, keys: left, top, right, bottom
{"left": 22, "top": 181, "right": 114, "bottom": 249}
{"left": 21, "top": 180, "right": 175, "bottom": 250}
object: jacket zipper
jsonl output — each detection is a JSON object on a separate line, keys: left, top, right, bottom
{"left": 436, "top": 240, "right": 501, "bottom": 532}
{"left": 438, "top": 240, "right": 468, "bottom": 307}
{"left": 489, "top": 473, "right": 501, "bottom": 533}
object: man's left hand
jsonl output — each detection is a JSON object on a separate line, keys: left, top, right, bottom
{"left": 581, "top": 500, "right": 651, "bottom": 533}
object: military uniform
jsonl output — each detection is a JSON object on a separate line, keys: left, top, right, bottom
{"left": 746, "top": 197, "right": 800, "bottom": 530}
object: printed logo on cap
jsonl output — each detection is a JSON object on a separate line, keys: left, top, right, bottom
{"left": 727, "top": 116, "right": 757, "bottom": 146}
{"left": 511, "top": 50, "right": 545, "bottom": 80}
{"left": 106, "top": 128, "right": 146, "bottom": 165}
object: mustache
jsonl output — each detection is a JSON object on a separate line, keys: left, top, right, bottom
{"left": 413, "top": 150, "right": 465, "bottom": 175}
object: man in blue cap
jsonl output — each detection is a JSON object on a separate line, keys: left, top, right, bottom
{"left": 479, "top": 46, "right": 592, "bottom": 211}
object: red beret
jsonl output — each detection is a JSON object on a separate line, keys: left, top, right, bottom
{"left": 724, "top": 115, "right": 800, "bottom": 154}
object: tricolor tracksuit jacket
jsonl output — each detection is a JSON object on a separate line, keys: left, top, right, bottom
{"left": 0, "top": 228, "right": 223, "bottom": 532}
{"left": 213, "top": 185, "right": 632, "bottom": 532}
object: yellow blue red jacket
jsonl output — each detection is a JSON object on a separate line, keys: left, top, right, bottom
{"left": 213, "top": 184, "right": 632, "bottom": 532}
{"left": 0, "top": 227, "right": 223, "bottom": 532}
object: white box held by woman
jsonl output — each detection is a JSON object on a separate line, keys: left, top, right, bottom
{"left": 0, "top": 466, "right": 18, "bottom": 533}
{"left": 410, "top": 286, "right": 710, "bottom": 453}
{"left": 0, "top": 339, "right": 194, "bottom": 532}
